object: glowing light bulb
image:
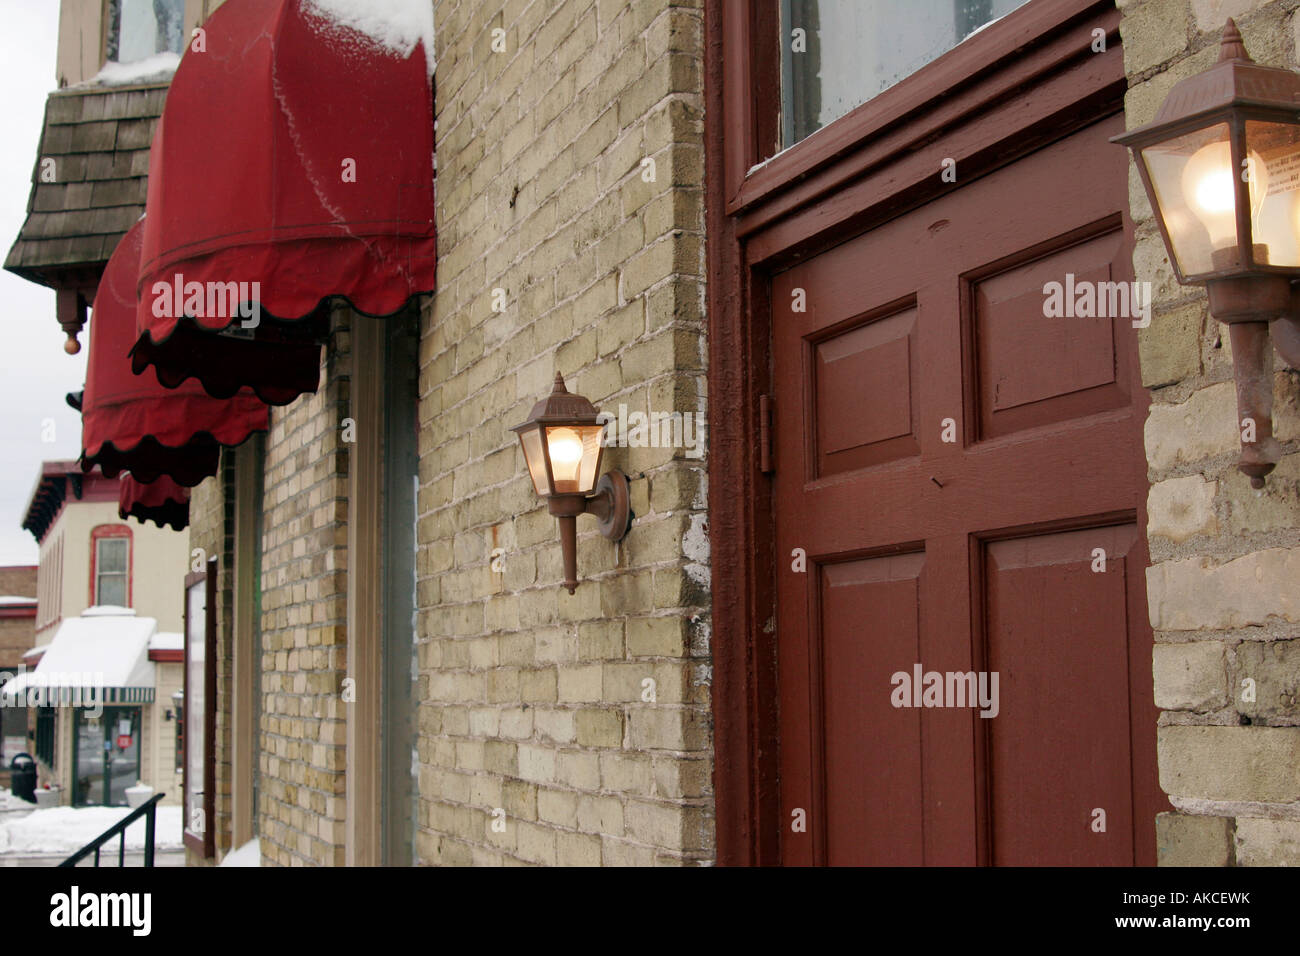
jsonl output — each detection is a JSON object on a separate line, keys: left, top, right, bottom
{"left": 547, "top": 427, "right": 584, "bottom": 483}
{"left": 1181, "top": 140, "right": 1268, "bottom": 250}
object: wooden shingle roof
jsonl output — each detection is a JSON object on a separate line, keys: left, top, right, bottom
{"left": 5, "top": 84, "right": 167, "bottom": 290}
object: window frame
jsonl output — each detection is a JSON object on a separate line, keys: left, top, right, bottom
{"left": 721, "top": 0, "right": 1101, "bottom": 218}
{"left": 89, "top": 525, "right": 132, "bottom": 608}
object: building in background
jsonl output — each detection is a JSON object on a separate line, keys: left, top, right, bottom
{"left": 0, "top": 461, "right": 188, "bottom": 807}
{"left": 0, "top": 566, "right": 38, "bottom": 783}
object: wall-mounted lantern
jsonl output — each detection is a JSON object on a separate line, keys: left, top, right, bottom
{"left": 512, "top": 373, "right": 633, "bottom": 593}
{"left": 1114, "top": 19, "right": 1300, "bottom": 487}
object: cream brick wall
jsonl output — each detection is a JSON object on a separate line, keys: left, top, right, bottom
{"left": 420, "top": 0, "right": 712, "bottom": 865}
{"left": 256, "top": 316, "right": 351, "bottom": 867}
{"left": 1121, "top": 0, "right": 1300, "bottom": 866}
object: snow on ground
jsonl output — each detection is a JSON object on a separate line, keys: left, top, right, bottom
{"left": 0, "top": 788, "right": 32, "bottom": 813}
{"left": 87, "top": 52, "right": 181, "bottom": 87}
{"left": 0, "top": 805, "right": 182, "bottom": 856}
{"left": 219, "top": 837, "right": 260, "bottom": 867}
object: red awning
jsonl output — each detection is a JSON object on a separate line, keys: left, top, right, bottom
{"left": 132, "top": 0, "right": 436, "bottom": 402}
{"left": 81, "top": 219, "right": 269, "bottom": 486}
{"left": 119, "top": 475, "right": 190, "bottom": 531}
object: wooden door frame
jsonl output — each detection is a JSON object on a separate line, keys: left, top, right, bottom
{"left": 705, "top": 0, "right": 1131, "bottom": 866}
{"left": 183, "top": 562, "right": 217, "bottom": 858}
{"left": 231, "top": 435, "right": 264, "bottom": 848}
{"left": 345, "top": 314, "right": 384, "bottom": 867}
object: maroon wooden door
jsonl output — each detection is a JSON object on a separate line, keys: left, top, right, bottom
{"left": 772, "top": 112, "right": 1162, "bottom": 866}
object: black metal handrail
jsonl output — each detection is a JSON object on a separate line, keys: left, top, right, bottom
{"left": 59, "top": 793, "right": 166, "bottom": 867}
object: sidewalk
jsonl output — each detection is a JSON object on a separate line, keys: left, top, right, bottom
{"left": 0, "top": 795, "right": 183, "bottom": 863}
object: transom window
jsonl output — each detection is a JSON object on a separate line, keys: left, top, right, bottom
{"left": 105, "top": 0, "right": 186, "bottom": 65}
{"left": 779, "top": 0, "right": 1033, "bottom": 147}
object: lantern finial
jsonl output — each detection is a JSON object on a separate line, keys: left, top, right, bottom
{"left": 1219, "top": 18, "right": 1249, "bottom": 63}
{"left": 552, "top": 371, "right": 568, "bottom": 393}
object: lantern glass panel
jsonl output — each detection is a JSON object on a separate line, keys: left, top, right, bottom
{"left": 545, "top": 424, "right": 604, "bottom": 494}
{"left": 1141, "top": 123, "right": 1241, "bottom": 277}
{"left": 519, "top": 426, "right": 551, "bottom": 496}
{"left": 1245, "top": 120, "right": 1300, "bottom": 268}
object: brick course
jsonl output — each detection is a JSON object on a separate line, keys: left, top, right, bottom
{"left": 257, "top": 316, "right": 351, "bottom": 867}
{"left": 1121, "top": 0, "right": 1300, "bottom": 865}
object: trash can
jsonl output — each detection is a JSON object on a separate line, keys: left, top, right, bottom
{"left": 9, "top": 753, "right": 36, "bottom": 803}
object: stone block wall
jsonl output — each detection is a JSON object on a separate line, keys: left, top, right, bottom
{"left": 418, "top": 0, "right": 713, "bottom": 865}
{"left": 1121, "top": 0, "right": 1300, "bottom": 865}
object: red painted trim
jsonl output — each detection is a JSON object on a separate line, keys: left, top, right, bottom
{"left": 89, "top": 523, "right": 133, "bottom": 608}
{"left": 80, "top": 475, "right": 121, "bottom": 503}
{"left": 0, "top": 605, "right": 37, "bottom": 619}
{"left": 728, "top": 0, "right": 1108, "bottom": 215}
{"left": 149, "top": 649, "right": 184, "bottom": 662}
{"left": 25, "top": 473, "right": 122, "bottom": 543}
{"left": 705, "top": 0, "right": 780, "bottom": 867}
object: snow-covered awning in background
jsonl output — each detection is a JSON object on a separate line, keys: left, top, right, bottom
{"left": 149, "top": 632, "right": 182, "bottom": 653}
{"left": 0, "top": 607, "right": 158, "bottom": 705}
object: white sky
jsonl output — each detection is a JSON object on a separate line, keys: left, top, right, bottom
{"left": 0, "top": 1, "right": 84, "bottom": 565}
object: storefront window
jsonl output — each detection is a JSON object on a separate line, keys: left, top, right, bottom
{"left": 105, "top": 0, "right": 186, "bottom": 65}
{"left": 173, "top": 694, "right": 183, "bottom": 773}
{"left": 73, "top": 706, "right": 141, "bottom": 806}
{"left": 779, "top": 0, "right": 1032, "bottom": 146}
{"left": 35, "top": 706, "right": 56, "bottom": 767}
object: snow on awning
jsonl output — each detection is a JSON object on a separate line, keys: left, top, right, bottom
{"left": 81, "top": 220, "right": 269, "bottom": 487}
{"left": 148, "top": 630, "right": 183, "bottom": 663}
{"left": 131, "top": 0, "right": 436, "bottom": 405}
{"left": 0, "top": 607, "right": 158, "bottom": 706}
{"left": 149, "top": 631, "right": 182, "bottom": 652}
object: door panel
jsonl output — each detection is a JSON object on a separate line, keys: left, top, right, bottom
{"left": 813, "top": 303, "right": 920, "bottom": 475}
{"left": 983, "top": 524, "right": 1140, "bottom": 865}
{"left": 819, "top": 553, "right": 926, "bottom": 866}
{"left": 972, "top": 227, "right": 1131, "bottom": 439}
{"left": 774, "top": 113, "right": 1159, "bottom": 865}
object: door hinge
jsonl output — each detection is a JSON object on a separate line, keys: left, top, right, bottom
{"left": 759, "top": 394, "right": 774, "bottom": 473}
